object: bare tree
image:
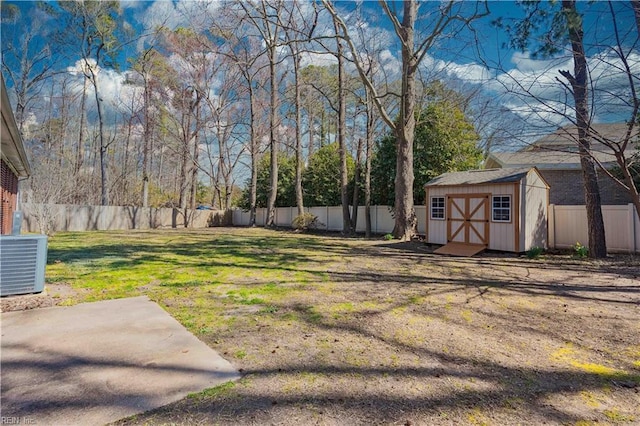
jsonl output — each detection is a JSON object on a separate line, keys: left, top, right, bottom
{"left": 57, "top": 1, "right": 125, "bottom": 206}
{"left": 281, "top": 2, "right": 311, "bottom": 218}
{"left": 234, "top": 38, "right": 270, "bottom": 225}
{"left": 1, "top": 4, "right": 56, "bottom": 132}
{"left": 323, "top": 0, "right": 488, "bottom": 240}
{"left": 241, "top": 0, "right": 286, "bottom": 228}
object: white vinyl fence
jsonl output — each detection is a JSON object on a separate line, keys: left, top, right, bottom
{"left": 235, "top": 204, "right": 640, "bottom": 253}
{"left": 233, "top": 205, "right": 427, "bottom": 235}
{"left": 19, "top": 202, "right": 639, "bottom": 253}
{"left": 549, "top": 204, "right": 640, "bottom": 253}
{"left": 20, "top": 203, "right": 229, "bottom": 234}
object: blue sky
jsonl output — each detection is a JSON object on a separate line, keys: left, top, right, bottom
{"left": 2, "top": 0, "right": 639, "bottom": 148}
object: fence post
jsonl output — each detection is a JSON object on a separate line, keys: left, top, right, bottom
{"left": 548, "top": 204, "right": 555, "bottom": 249}
{"left": 326, "top": 206, "right": 329, "bottom": 231}
{"left": 629, "top": 203, "right": 637, "bottom": 253}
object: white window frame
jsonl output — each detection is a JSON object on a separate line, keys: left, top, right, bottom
{"left": 430, "top": 196, "right": 445, "bottom": 220}
{"left": 492, "top": 195, "right": 511, "bottom": 223}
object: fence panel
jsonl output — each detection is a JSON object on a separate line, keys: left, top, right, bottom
{"left": 275, "top": 207, "right": 293, "bottom": 227}
{"left": 550, "top": 204, "right": 638, "bottom": 253}
{"left": 374, "top": 206, "right": 394, "bottom": 234}
{"left": 308, "top": 207, "right": 329, "bottom": 230}
{"left": 326, "top": 206, "right": 343, "bottom": 231}
{"left": 551, "top": 205, "right": 588, "bottom": 249}
{"left": 20, "top": 203, "right": 222, "bottom": 233}
{"left": 602, "top": 205, "right": 634, "bottom": 252}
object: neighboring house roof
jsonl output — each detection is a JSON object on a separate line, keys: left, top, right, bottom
{"left": 1, "top": 74, "right": 30, "bottom": 178}
{"left": 486, "top": 123, "right": 638, "bottom": 170}
{"left": 425, "top": 167, "right": 548, "bottom": 187}
{"left": 527, "top": 123, "right": 637, "bottom": 151}
{"left": 485, "top": 150, "right": 619, "bottom": 170}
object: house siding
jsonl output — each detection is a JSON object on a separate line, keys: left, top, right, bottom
{"left": 540, "top": 170, "right": 632, "bottom": 205}
{"left": 1, "top": 159, "right": 18, "bottom": 235}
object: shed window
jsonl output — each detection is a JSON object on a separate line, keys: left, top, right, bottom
{"left": 492, "top": 195, "right": 511, "bottom": 222}
{"left": 430, "top": 197, "right": 445, "bottom": 220}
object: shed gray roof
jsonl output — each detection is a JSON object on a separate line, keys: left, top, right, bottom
{"left": 425, "top": 167, "right": 534, "bottom": 187}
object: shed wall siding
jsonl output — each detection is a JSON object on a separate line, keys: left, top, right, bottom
{"left": 489, "top": 222, "right": 515, "bottom": 251}
{"left": 523, "top": 172, "right": 549, "bottom": 250}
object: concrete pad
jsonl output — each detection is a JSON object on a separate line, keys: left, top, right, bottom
{"left": 1, "top": 296, "right": 240, "bottom": 425}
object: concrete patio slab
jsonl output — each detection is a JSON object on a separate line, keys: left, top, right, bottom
{"left": 1, "top": 296, "right": 240, "bottom": 425}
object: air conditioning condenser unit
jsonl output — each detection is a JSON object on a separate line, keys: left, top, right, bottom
{"left": 0, "top": 235, "right": 48, "bottom": 296}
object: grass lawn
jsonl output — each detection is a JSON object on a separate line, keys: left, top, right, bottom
{"left": 44, "top": 227, "right": 640, "bottom": 425}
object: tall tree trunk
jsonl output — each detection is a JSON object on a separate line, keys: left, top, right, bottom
{"left": 561, "top": 0, "right": 607, "bottom": 257}
{"left": 292, "top": 49, "right": 305, "bottom": 217}
{"left": 248, "top": 83, "right": 258, "bottom": 226}
{"left": 320, "top": 109, "right": 326, "bottom": 148}
{"left": 122, "top": 114, "right": 133, "bottom": 204}
{"left": 142, "top": 75, "right": 151, "bottom": 207}
{"left": 189, "top": 104, "right": 200, "bottom": 210}
{"left": 392, "top": 0, "right": 417, "bottom": 241}
{"left": 308, "top": 108, "right": 315, "bottom": 159}
{"left": 365, "top": 88, "right": 374, "bottom": 238}
{"left": 351, "top": 138, "right": 363, "bottom": 231}
{"left": 178, "top": 99, "right": 192, "bottom": 217}
{"left": 88, "top": 68, "right": 109, "bottom": 206}
{"left": 76, "top": 77, "right": 88, "bottom": 175}
{"left": 335, "top": 22, "right": 351, "bottom": 234}
{"left": 633, "top": 0, "right": 640, "bottom": 36}
{"left": 266, "top": 41, "right": 279, "bottom": 227}
{"left": 217, "top": 122, "right": 226, "bottom": 208}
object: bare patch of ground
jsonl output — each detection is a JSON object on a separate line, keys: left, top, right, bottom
{"left": 105, "top": 231, "right": 639, "bottom": 426}
{"left": 0, "top": 283, "right": 86, "bottom": 312}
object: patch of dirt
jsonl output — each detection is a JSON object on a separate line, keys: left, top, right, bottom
{"left": 1, "top": 282, "right": 84, "bottom": 313}
{"left": 0, "top": 291, "right": 54, "bottom": 312}
{"left": 89, "top": 234, "right": 640, "bottom": 424}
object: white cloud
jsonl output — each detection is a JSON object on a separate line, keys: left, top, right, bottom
{"left": 134, "top": 0, "right": 221, "bottom": 52}
{"left": 65, "top": 60, "right": 142, "bottom": 120}
{"left": 119, "top": 1, "right": 144, "bottom": 10}
{"left": 138, "top": 0, "right": 184, "bottom": 32}
{"left": 510, "top": 51, "right": 565, "bottom": 73}
{"left": 139, "top": 0, "right": 222, "bottom": 31}
{"left": 492, "top": 49, "right": 640, "bottom": 122}
{"left": 437, "top": 60, "right": 492, "bottom": 84}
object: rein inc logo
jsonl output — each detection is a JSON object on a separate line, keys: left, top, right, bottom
{"left": 1, "top": 418, "right": 36, "bottom": 425}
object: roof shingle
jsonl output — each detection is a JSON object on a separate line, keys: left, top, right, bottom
{"left": 425, "top": 167, "right": 534, "bottom": 186}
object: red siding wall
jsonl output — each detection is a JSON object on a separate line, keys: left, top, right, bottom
{"left": 1, "top": 159, "right": 18, "bottom": 234}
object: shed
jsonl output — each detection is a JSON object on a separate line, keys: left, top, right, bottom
{"left": 424, "top": 167, "right": 549, "bottom": 254}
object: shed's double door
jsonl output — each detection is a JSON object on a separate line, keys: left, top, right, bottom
{"left": 446, "top": 194, "right": 490, "bottom": 246}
